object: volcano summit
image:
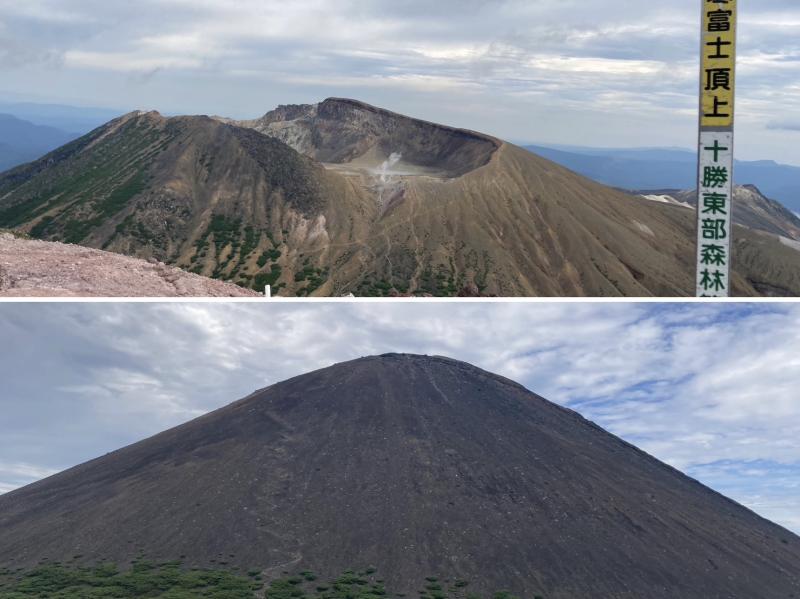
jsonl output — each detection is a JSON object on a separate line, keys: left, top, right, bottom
{"left": 0, "top": 354, "right": 798, "bottom": 598}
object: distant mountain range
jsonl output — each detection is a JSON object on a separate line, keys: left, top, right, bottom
{"left": 0, "top": 101, "right": 123, "bottom": 135}
{"left": 525, "top": 144, "right": 800, "bottom": 213}
{"left": 0, "top": 114, "right": 77, "bottom": 173}
{"left": 0, "top": 101, "right": 131, "bottom": 174}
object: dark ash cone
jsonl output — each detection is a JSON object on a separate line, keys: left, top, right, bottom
{"left": 1, "top": 354, "right": 798, "bottom": 598}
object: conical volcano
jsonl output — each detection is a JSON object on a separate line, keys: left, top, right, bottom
{"left": 0, "top": 354, "right": 798, "bottom": 598}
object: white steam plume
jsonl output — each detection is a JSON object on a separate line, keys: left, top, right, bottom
{"left": 378, "top": 152, "right": 402, "bottom": 183}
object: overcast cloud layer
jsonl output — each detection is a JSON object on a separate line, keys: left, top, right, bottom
{"left": 0, "top": 1, "right": 799, "bottom": 164}
{"left": 0, "top": 302, "right": 798, "bottom": 535}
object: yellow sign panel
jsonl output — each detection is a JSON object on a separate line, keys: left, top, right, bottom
{"left": 700, "top": 0, "right": 737, "bottom": 129}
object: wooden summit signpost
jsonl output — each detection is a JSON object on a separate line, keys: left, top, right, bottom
{"left": 696, "top": 0, "right": 737, "bottom": 297}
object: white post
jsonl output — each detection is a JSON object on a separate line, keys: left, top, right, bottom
{"left": 695, "top": 0, "right": 737, "bottom": 297}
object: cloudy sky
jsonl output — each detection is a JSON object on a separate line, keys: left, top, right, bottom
{"left": 0, "top": 301, "right": 798, "bottom": 535}
{"left": 0, "top": 0, "right": 799, "bottom": 164}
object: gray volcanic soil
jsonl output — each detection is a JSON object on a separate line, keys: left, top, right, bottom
{"left": 0, "top": 355, "right": 799, "bottom": 599}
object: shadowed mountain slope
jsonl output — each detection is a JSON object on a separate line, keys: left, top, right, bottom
{"left": 1, "top": 354, "right": 798, "bottom": 598}
{"left": 1, "top": 99, "right": 798, "bottom": 296}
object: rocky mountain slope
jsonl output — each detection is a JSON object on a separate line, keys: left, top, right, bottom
{"left": 0, "top": 232, "right": 259, "bottom": 297}
{"left": 0, "top": 110, "right": 372, "bottom": 296}
{"left": 0, "top": 354, "right": 798, "bottom": 598}
{"left": 239, "top": 98, "right": 499, "bottom": 181}
{"left": 639, "top": 185, "right": 800, "bottom": 241}
{"left": 1, "top": 99, "right": 798, "bottom": 296}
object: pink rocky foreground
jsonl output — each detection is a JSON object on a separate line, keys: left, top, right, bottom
{"left": 0, "top": 233, "right": 260, "bottom": 297}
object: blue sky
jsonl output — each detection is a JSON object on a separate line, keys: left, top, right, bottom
{"left": 0, "top": 0, "right": 799, "bottom": 164}
{"left": 0, "top": 301, "right": 798, "bottom": 534}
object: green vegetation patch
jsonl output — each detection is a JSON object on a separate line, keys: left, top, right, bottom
{"left": 62, "top": 170, "right": 149, "bottom": 243}
{"left": 354, "top": 277, "right": 407, "bottom": 298}
{"left": 0, "top": 560, "right": 260, "bottom": 598}
{"left": 205, "top": 215, "right": 242, "bottom": 252}
{"left": 253, "top": 267, "right": 283, "bottom": 290}
{"left": 294, "top": 264, "right": 329, "bottom": 296}
{"left": 257, "top": 248, "right": 282, "bottom": 268}
{"left": 0, "top": 565, "right": 542, "bottom": 599}
{"left": 264, "top": 568, "right": 538, "bottom": 599}
{"left": 194, "top": 217, "right": 280, "bottom": 281}
{"left": 418, "top": 264, "right": 461, "bottom": 297}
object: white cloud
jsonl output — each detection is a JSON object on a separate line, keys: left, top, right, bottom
{"left": 64, "top": 50, "right": 204, "bottom": 72}
{"left": 0, "top": 461, "right": 58, "bottom": 480}
{"left": 0, "top": 461, "right": 59, "bottom": 496}
{"left": 1, "top": 0, "right": 799, "bottom": 162}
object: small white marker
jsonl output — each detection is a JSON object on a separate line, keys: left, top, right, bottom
{"left": 264, "top": 284, "right": 271, "bottom": 298}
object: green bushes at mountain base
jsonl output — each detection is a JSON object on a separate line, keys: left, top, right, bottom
{"left": 0, "top": 563, "right": 542, "bottom": 599}
{"left": 0, "top": 561, "right": 259, "bottom": 598}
